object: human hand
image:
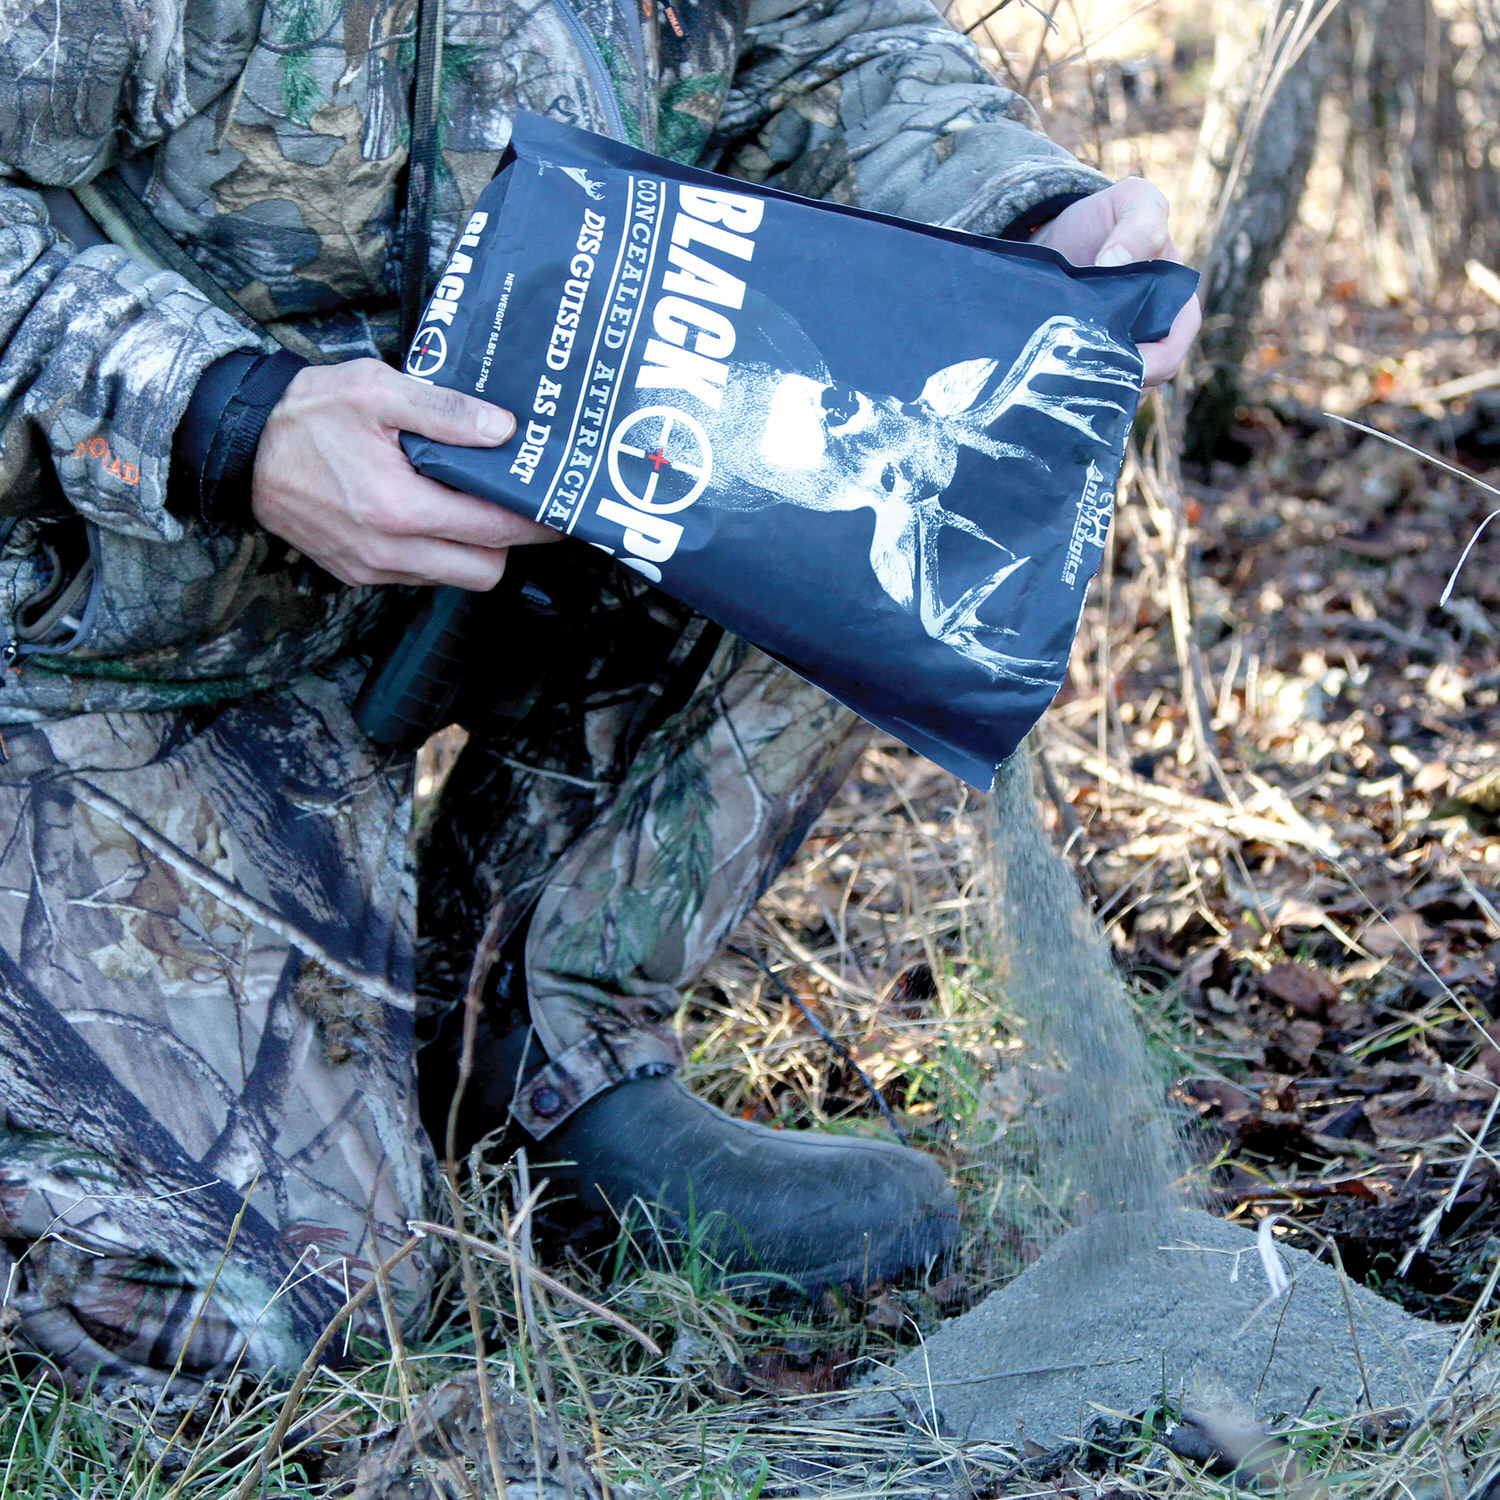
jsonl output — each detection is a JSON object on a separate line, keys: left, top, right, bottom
{"left": 251, "top": 359, "right": 557, "bottom": 589}
{"left": 1030, "top": 179, "right": 1202, "bottom": 387}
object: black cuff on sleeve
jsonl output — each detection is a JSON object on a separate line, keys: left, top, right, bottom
{"left": 996, "top": 192, "right": 1093, "bottom": 242}
{"left": 170, "top": 348, "right": 309, "bottom": 531}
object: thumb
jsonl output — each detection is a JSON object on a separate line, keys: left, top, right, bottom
{"left": 378, "top": 369, "right": 517, "bottom": 446}
{"left": 1093, "top": 180, "right": 1171, "bottom": 268}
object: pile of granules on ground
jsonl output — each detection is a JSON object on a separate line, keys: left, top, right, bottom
{"left": 857, "top": 1209, "right": 1459, "bottom": 1447}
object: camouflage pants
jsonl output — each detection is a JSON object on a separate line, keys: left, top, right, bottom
{"left": 0, "top": 559, "right": 866, "bottom": 1387}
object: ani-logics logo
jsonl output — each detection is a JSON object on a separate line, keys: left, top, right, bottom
{"left": 1062, "top": 460, "right": 1112, "bottom": 587}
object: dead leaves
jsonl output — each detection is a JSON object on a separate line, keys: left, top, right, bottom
{"left": 1361, "top": 909, "right": 1437, "bottom": 957}
{"left": 1178, "top": 1032, "right": 1500, "bottom": 1315}
{"left": 345, "top": 1375, "right": 600, "bottom": 1500}
{"left": 741, "top": 1345, "right": 852, "bottom": 1396}
{"left": 1435, "top": 766, "right": 1500, "bottom": 833}
{"left": 1179, "top": 1076, "right": 1329, "bottom": 1164}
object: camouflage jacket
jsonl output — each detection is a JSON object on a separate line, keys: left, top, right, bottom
{"left": 0, "top": 0, "right": 1109, "bottom": 721}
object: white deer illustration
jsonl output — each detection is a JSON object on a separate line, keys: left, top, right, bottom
{"left": 678, "top": 315, "right": 1141, "bottom": 681}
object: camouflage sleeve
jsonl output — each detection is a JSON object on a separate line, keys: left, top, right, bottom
{"left": 0, "top": 2, "right": 262, "bottom": 541}
{"left": 712, "top": 0, "right": 1112, "bottom": 236}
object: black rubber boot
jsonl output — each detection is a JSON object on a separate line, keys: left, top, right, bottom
{"left": 427, "top": 1008, "right": 958, "bottom": 1293}
{"left": 422, "top": 983, "right": 959, "bottom": 1293}
{"left": 535, "top": 1067, "right": 960, "bottom": 1294}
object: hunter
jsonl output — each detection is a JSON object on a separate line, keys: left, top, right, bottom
{"left": 0, "top": 0, "right": 1198, "bottom": 1385}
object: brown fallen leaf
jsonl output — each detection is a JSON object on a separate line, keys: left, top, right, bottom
{"left": 926, "top": 1272, "right": 972, "bottom": 1310}
{"left": 1177, "top": 1078, "right": 1257, "bottom": 1117}
{"left": 1225, "top": 1174, "right": 1390, "bottom": 1206}
{"left": 862, "top": 1289, "right": 907, "bottom": 1330}
{"left": 1268, "top": 896, "right": 1333, "bottom": 931}
{"left": 1310, "top": 1099, "right": 1376, "bottom": 1143}
{"left": 1273, "top": 1018, "right": 1326, "bottom": 1068}
{"left": 349, "top": 1375, "right": 598, "bottom": 1500}
{"left": 1260, "top": 961, "right": 1339, "bottom": 1017}
{"left": 1477, "top": 1025, "right": 1500, "bottom": 1089}
{"left": 1185, "top": 1075, "right": 1336, "bottom": 1163}
{"left": 1364, "top": 1097, "right": 1490, "bottom": 1142}
{"left": 1186, "top": 945, "right": 1228, "bottom": 993}
{"left": 744, "top": 1346, "right": 853, "bottom": 1395}
{"left": 1362, "top": 910, "right": 1436, "bottom": 956}
{"left": 1170, "top": 1405, "right": 1291, "bottom": 1487}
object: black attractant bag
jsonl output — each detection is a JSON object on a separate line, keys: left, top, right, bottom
{"left": 402, "top": 112, "right": 1197, "bottom": 788}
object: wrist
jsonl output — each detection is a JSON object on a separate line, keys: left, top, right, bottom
{"left": 997, "top": 192, "right": 1093, "bottom": 242}
{"left": 171, "top": 349, "right": 309, "bottom": 532}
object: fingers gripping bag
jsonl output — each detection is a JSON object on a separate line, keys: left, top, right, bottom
{"left": 401, "top": 112, "right": 1198, "bottom": 789}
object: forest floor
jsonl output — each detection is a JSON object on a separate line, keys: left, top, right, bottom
{"left": 644, "top": 5, "right": 1500, "bottom": 1486}
{"left": 692, "top": 0, "right": 1500, "bottom": 1335}
{"left": 1016, "top": 0, "right": 1500, "bottom": 1331}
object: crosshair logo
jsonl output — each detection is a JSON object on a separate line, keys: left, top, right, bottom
{"left": 607, "top": 407, "right": 712, "bottom": 514}
{"left": 406, "top": 326, "right": 448, "bottom": 379}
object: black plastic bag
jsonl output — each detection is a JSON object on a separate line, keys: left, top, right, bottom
{"left": 403, "top": 112, "right": 1198, "bottom": 788}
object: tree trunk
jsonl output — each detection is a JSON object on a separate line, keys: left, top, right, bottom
{"left": 1182, "top": 0, "right": 1500, "bottom": 460}
{"left": 1448, "top": 0, "right": 1500, "bottom": 275}
{"left": 1182, "top": 0, "right": 1337, "bottom": 462}
{"left": 1340, "top": 0, "right": 1471, "bottom": 300}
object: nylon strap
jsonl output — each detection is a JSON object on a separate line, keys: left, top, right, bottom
{"left": 72, "top": 176, "right": 327, "bottom": 364}
{"left": 399, "top": 0, "right": 447, "bottom": 353}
